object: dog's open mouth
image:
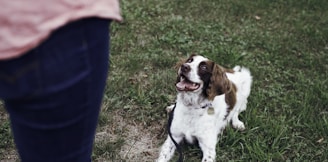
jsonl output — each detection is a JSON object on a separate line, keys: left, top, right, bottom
{"left": 176, "top": 75, "right": 200, "bottom": 91}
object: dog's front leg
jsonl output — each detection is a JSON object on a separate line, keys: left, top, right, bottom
{"left": 198, "top": 136, "right": 217, "bottom": 162}
{"left": 157, "top": 135, "right": 182, "bottom": 162}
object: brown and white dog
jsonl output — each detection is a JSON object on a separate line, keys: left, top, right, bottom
{"left": 157, "top": 54, "right": 252, "bottom": 162}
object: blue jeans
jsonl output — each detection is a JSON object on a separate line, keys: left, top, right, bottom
{"left": 0, "top": 18, "right": 111, "bottom": 162}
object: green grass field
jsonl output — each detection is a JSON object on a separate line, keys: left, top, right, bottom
{"left": 1, "top": 0, "right": 327, "bottom": 161}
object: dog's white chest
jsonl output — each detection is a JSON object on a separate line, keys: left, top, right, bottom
{"left": 170, "top": 97, "right": 228, "bottom": 143}
{"left": 171, "top": 107, "right": 207, "bottom": 142}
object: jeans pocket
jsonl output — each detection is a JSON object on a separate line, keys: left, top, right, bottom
{"left": 0, "top": 20, "right": 92, "bottom": 100}
{"left": 38, "top": 24, "right": 91, "bottom": 95}
{"left": 0, "top": 52, "right": 42, "bottom": 99}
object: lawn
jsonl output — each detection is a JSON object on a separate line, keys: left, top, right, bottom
{"left": 1, "top": 0, "right": 327, "bottom": 161}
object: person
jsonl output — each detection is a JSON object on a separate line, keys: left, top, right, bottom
{"left": 0, "top": 1, "right": 122, "bottom": 161}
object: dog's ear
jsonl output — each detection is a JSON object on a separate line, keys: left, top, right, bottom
{"left": 206, "top": 64, "right": 227, "bottom": 100}
{"left": 206, "top": 64, "right": 236, "bottom": 108}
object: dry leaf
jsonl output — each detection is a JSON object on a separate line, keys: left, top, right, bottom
{"left": 317, "top": 138, "right": 324, "bottom": 143}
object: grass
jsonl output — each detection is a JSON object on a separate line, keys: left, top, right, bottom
{"left": 1, "top": 0, "right": 328, "bottom": 161}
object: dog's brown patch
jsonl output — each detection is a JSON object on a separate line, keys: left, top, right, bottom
{"left": 205, "top": 63, "right": 236, "bottom": 110}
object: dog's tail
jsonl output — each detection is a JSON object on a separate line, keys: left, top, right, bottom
{"left": 233, "top": 66, "right": 252, "bottom": 97}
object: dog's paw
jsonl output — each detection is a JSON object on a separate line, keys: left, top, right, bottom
{"left": 166, "top": 104, "right": 175, "bottom": 113}
{"left": 232, "top": 120, "right": 245, "bottom": 131}
{"left": 156, "top": 157, "right": 167, "bottom": 162}
{"left": 233, "top": 65, "right": 241, "bottom": 72}
{"left": 202, "top": 157, "right": 215, "bottom": 162}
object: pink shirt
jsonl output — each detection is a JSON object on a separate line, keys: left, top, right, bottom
{"left": 0, "top": 0, "right": 122, "bottom": 60}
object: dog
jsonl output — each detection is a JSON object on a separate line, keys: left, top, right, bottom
{"left": 157, "top": 54, "right": 252, "bottom": 162}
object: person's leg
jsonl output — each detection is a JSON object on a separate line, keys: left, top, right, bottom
{"left": 0, "top": 18, "right": 111, "bottom": 162}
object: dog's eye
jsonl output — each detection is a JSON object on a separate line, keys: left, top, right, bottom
{"left": 200, "top": 64, "right": 207, "bottom": 71}
{"left": 187, "top": 58, "right": 193, "bottom": 63}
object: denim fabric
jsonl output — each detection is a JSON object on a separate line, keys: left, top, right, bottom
{"left": 0, "top": 18, "right": 111, "bottom": 162}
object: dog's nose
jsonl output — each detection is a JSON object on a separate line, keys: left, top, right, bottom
{"left": 181, "top": 63, "right": 191, "bottom": 73}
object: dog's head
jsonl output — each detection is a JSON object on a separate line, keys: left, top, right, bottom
{"left": 176, "top": 54, "right": 236, "bottom": 103}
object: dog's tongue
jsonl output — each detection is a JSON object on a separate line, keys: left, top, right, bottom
{"left": 176, "top": 81, "right": 187, "bottom": 91}
{"left": 176, "top": 80, "right": 199, "bottom": 91}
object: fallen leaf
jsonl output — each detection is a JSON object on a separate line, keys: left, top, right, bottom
{"left": 317, "top": 138, "right": 324, "bottom": 143}
{"left": 255, "top": 15, "right": 261, "bottom": 20}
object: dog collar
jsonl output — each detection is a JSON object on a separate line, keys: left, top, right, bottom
{"left": 201, "top": 103, "right": 212, "bottom": 109}
{"left": 201, "top": 103, "right": 215, "bottom": 115}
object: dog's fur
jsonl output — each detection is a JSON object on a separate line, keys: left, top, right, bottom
{"left": 157, "top": 54, "right": 252, "bottom": 162}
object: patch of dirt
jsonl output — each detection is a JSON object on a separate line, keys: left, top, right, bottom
{"left": 119, "top": 123, "right": 159, "bottom": 160}
{"left": 0, "top": 107, "right": 19, "bottom": 162}
{"left": 95, "top": 110, "right": 166, "bottom": 162}
{"left": 0, "top": 107, "right": 167, "bottom": 162}
{"left": 0, "top": 150, "right": 18, "bottom": 162}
